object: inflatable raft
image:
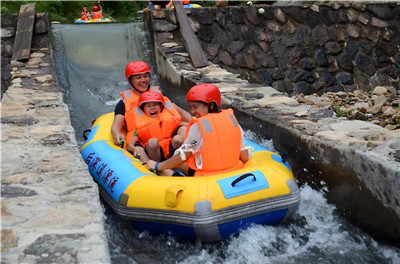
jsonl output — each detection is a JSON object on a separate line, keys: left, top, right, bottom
{"left": 74, "top": 18, "right": 111, "bottom": 24}
{"left": 171, "top": 3, "right": 202, "bottom": 8}
{"left": 81, "top": 112, "right": 300, "bottom": 242}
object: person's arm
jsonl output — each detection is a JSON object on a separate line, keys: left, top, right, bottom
{"left": 147, "top": 151, "right": 192, "bottom": 171}
{"left": 240, "top": 149, "right": 249, "bottom": 163}
{"left": 126, "top": 135, "right": 138, "bottom": 153}
{"left": 147, "top": 123, "right": 200, "bottom": 172}
{"left": 111, "top": 114, "right": 125, "bottom": 146}
{"left": 239, "top": 125, "right": 250, "bottom": 163}
{"left": 173, "top": 103, "right": 192, "bottom": 122}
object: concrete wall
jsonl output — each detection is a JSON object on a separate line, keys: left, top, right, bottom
{"left": 1, "top": 14, "right": 111, "bottom": 263}
{"left": 144, "top": 3, "right": 400, "bottom": 245}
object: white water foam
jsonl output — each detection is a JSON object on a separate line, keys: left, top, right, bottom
{"left": 179, "top": 185, "right": 400, "bottom": 264}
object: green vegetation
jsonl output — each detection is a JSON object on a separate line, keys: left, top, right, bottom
{"left": 1, "top": 1, "right": 253, "bottom": 23}
{"left": 0, "top": 1, "right": 229, "bottom": 23}
{"left": 334, "top": 106, "right": 350, "bottom": 118}
{"left": 1, "top": 1, "right": 147, "bottom": 23}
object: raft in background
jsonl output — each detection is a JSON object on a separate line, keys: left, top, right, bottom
{"left": 81, "top": 112, "right": 300, "bottom": 242}
{"left": 74, "top": 18, "right": 111, "bottom": 24}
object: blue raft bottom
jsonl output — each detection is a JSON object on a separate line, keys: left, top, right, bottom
{"left": 131, "top": 208, "right": 288, "bottom": 241}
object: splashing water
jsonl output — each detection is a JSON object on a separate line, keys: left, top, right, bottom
{"left": 102, "top": 185, "right": 400, "bottom": 264}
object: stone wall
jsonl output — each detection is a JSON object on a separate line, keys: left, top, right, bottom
{"left": 151, "top": 2, "right": 400, "bottom": 96}
{"left": 1, "top": 13, "right": 52, "bottom": 99}
{"left": 145, "top": 5, "right": 400, "bottom": 244}
{"left": 1, "top": 13, "right": 110, "bottom": 263}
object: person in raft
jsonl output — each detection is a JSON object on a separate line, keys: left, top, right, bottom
{"left": 146, "top": 83, "right": 250, "bottom": 176}
{"left": 111, "top": 61, "right": 191, "bottom": 158}
{"left": 165, "top": 0, "right": 191, "bottom": 8}
{"left": 80, "top": 7, "right": 91, "bottom": 21}
{"left": 91, "top": 1, "right": 103, "bottom": 19}
{"left": 130, "top": 91, "right": 186, "bottom": 175}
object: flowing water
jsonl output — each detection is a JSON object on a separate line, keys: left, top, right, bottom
{"left": 52, "top": 23, "right": 400, "bottom": 264}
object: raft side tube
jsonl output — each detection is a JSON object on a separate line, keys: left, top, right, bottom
{"left": 97, "top": 183, "right": 300, "bottom": 226}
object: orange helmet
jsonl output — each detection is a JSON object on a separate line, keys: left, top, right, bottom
{"left": 93, "top": 6, "right": 99, "bottom": 11}
{"left": 186, "top": 83, "right": 221, "bottom": 106}
{"left": 139, "top": 91, "right": 165, "bottom": 107}
{"left": 125, "top": 61, "right": 152, "bottom": 81}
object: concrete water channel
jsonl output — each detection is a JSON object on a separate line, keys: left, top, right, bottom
{"left": 1, "top": 3, "right": 400, "bottom": 263}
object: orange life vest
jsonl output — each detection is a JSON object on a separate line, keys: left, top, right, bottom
{"left": 81, "top": 11, "right": 90, "bottom": 20}
{"left": 185, "top": 109, "right": 243, "bottom": 176}
{"left": 132, "top": 103, "right": 181, "bottom": 158}
{"left": 92, "top": 11, "right": 103, "bottom": 19}
{"left": 121, "top": 86, "right": 169, "bottom": 150}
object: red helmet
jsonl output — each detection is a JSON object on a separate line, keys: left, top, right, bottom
{"left": 186, "top": 83, "right": 221, "bottom": 106}
{"left": 82, "top": 7, "right": 88, "bottom": 11}
{"left": 139, "top": 91, "right": 165, "bottom": 107}
{"left": 125, "top": 61, "right": 152, "bottom": 81}
{"left": 93, "top": 6, "right": 99, "bottom": 11}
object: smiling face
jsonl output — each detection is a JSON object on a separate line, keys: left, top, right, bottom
{"left": 142, "top": 102, "right": 162, "bottom": 118}
{"left": 129, "top": 73, "right": 150, "bottom": 94}
{"left": 188, "top": 101, "right": 209, "bottom": 118}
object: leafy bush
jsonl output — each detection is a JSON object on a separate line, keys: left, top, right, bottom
{"left": 1, "top": 1, "right": 147, "bottom": 23}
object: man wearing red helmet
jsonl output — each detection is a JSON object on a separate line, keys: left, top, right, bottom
{"left": 91, "top": 2, "right": 103, "bottom": 19}
{"left": 146, "top": 83, "right": 250, "bottom": 176}
{"left": 111, "top": 61, "right": 191, "bottom": 158}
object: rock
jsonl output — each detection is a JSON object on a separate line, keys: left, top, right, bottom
{"left": 373, "top": 86, "right": 387, "bottom": 95}
{"left": 1, "top": 185, "right": 38, "bottom": 198}
{"left": 1, "top": 28, "right": 14, "bottom": 38}
{"left": 1, "top": 116, "right": 39, "bottom": 126}
{"left": 1, "top": 229, "right": 17, "bottom": 253}
{"left": 382, "top": 107, "right": 396, "bottom": 117}
{"left": 369, "top": 95, "right": 387, "bottom": 113}
{"left": 30, "top": 52, "right": 46, "bottom": 58}
{"left": 295, "top": 111, "right": 308, "bottom": 117}
{"left": 161, "top": 42, "right": 179, "bottom": 48}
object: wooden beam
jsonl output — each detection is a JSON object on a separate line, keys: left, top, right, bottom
{"left": 12, "top": 3, "right": 36, "bottom": 61}
{"left": 173, "top": 0, "right": 208, "bottom": 68}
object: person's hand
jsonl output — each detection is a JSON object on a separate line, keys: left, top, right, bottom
{"left": 114, "top": 134, "right": 125, "bottom": 146}
{"left": 146, "top": 160, "right": 157, "bottom": 170}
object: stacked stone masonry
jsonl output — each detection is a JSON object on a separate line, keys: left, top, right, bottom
{"left": 1, "top": 14, "right": 110, "bottom": 263}
{"left": 153, "top": 2, "right": 400, "bottom": 96}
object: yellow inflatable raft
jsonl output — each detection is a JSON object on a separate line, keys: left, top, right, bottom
{"left": 81, "top": 112, "right": 300, "bottom": 242}
{"left": 74, "top": 17, "right": 111, "bottom": 24}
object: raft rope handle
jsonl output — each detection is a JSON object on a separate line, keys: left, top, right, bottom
{"left": 83, "top": 129, "right": 91, "bottom": 141}
{"left": 231, "top": 173, "right": 256, "bottom": 187}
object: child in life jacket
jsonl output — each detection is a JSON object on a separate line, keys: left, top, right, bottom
{"left": 80, "top": 7, "right": 91, "bottom": 21}
{"left": 146, "top": 83, "right": 250, "bottom": 176}
{"left": 111, "top": 61, "right": 191, "bottom": 158}
{"left": 130, "top": 91, "right": 186, "bottom": 170}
